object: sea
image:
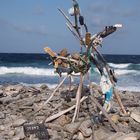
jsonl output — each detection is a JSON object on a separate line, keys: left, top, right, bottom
{"left": 0, "top": 53, "right": 140, "bottom": 92}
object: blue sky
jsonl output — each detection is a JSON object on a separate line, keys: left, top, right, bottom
{"left": 0, "top": 0, "right": 140, "bottom": 54}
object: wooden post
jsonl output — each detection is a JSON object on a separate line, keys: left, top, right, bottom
{"left": 69, "top": 75, "right": 72, "bottom": 92}
{"left": 114, "top": 88, "right": 127, "bottom": 114}
{"left": 72, "top": 73, "right": 84, "bottom": 122}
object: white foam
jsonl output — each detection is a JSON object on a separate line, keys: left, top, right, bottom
{"left": 0, "top": 66, "right": 57, "bottom": 76}
{"left": 117, "top": 86, "right": 140, "bottom": 92}
{"left": 115, "top": 69, "right": 139, "bottom": 75}
{"left": 46, "top": 83, "right": 58, "bottom": 89}
{"left": 109, "top": 63, "right": 130, "bottom": 69}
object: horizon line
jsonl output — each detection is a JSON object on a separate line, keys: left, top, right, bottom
{"left": 0, "top": 52, "right": 139, "bottom": 56}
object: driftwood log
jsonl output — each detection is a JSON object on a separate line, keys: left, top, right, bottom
{"left": 72, "top": 73, "right": 84, "bottom": 122}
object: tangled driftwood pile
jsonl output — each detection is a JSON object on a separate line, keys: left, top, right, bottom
{"left": 43, "top": 0, "right": 126, "bottom": 126}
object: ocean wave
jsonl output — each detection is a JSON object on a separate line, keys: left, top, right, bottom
{"left": 115, "top": 69, "right": 140, "bottom": 75}
{"left": 0, "top": 66, "right": 140, "bottom": 77}
{"left": 0, "top": 66, "right": 58, "bottom": 76}
{"left": 117, "top": 86, "right": 140, "bottom": 92}
{"left": 109, "top": 63, "right": 131, "bottom": 69}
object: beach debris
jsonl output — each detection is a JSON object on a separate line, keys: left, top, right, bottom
{"left": 31, "top": 0, "right": 128, "bottom": 136}
{"left": 130, "top": 111, "right": 140, "bottom": 123}
{"left": 111, "top": 114, "right": 120, "bottom": 123}
{"left": 44, "top": 96, "right": 88, "bottom": 123}
{"left": 0, "top": 94, "right": 21, "bottom": 104}
{"left": 72, "top": 73, "right": 84, "bottom": 122}
{"left": 65, "top": 121, "right": 81, "bottom": 134}
{"left": 0, "top": 112, "right": 6, "bottom": 119}
{"left": 114, "top": 89, "right": 127, "bottom": 114}
{"left": 56, "top": 115, "right": 71, "bottom": 126}
{"left": 3, "top": 85, "right": 26, "bottom": 97}
{"left": 29, "top": 75, "right": 68, "bottom": 118}
{"left": 40, "top": 84, "right": 48, "bottom": 91}
{"left": 13, "top": 118, "right": 27, "bottom": 127}
{"left": 0, "top": 84, "right": 139, "bottom": 139}
{"left": 13, "top": 127, "right": 25, "bottom": 140}
{"left": 90, "top": 95, "right": 119, "bottom": 132}
{"left": 79, "top": 120, "right": 92, "bottom": 137}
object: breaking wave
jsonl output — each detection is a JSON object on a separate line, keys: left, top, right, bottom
{"left": 109, "top": 63, "right": 140, "bottom": 70}
{"left": 0, "top": 65, "right": 140, "bottom": 76}
{"left": 0, "top": 66, "right": 57, "bottom": 76}
{"left": 109, "top": 63, "right": 131, "bottom": 69}
{"left": 115, "top": 69, "right": 140, "bottom": 75}
{"left": 117, "top": 86, "right": 140, "bottom": 92}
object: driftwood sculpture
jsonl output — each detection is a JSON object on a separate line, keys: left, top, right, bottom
{"left": 31, "top": 0, "right": 126, "bottom": 132}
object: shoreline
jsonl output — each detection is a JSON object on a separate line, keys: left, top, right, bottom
{"left": 0, "top": 83, "right": 139, "bottom": 139}
{"left": 0, "top": 83, "right": 140, "bottom": 93}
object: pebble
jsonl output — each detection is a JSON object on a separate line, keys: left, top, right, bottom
{"left": 0, "top": 125, "right": 5, "bottom": 131}
{"left": 122, "top": 137, "right": 137, "bottom": 140}
{"left": 40, "top": 84, "right": 48, "bottom": 90}
{"left": 65, "top": 122, "right": 81, "bottom": 134}
{"left": 13, "top": 127, "right": 25, "bottom": 140}
{"left": 77, "top": 132, "right": 84, "bottom": 140}
{"left": 57, "top": 115, "right": 71, "bottom": 126}
{"left": 13, "top": 118, "right": 27, "bottom": 127}
{"left": 79, "top": 120, "right": 92, "bottom": 137}
{"left": 130, "top": 111, "right": 140, "bottom": 123}
{"left": 0, "top": 112, "right": 5, "bottom": 119}
{"left": 111, "top": 114, "right": 120, "bottom": 123}
{"left": 9, "top": 130, "right": 15, "bottom": 136}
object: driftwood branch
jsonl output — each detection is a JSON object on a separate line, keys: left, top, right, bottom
{"left": 68, "top": 75, "right": 72, "bottom": 91}
{"left": 56, "top": 56, "right": 78, "bottom": 64}
{"left": 72, "top": 73, "right": 84, "bottom": 122}
{"left": 114, "top": 88, "right": 127, "bottom": 114}
{"left": 29, "top": 76, "right": 67, "bottom": 117}
{"left": 45, "top": 96, "right": 88, "bottom": 123}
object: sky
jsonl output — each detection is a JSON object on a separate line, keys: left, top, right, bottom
{"left": 0, "top": 0, "right": 140, "bottom": 54}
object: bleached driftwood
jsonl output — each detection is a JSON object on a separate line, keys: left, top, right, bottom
{"left": 29, "top": 76, "right": 68, "bottom": 117}
{"left": 72, "top": 73, "right": 84, "bottom": 122}
{"left": 45, "top": 96, "right": 88, "bottom": 123}
{"left": 114, "top": 89, "right": 127, "bottom": 114}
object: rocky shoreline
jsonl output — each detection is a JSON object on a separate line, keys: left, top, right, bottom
{"left": 0, "top": 83, "right": 139, "bottom": 140}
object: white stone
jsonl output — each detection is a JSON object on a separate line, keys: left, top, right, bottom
{"left": 0, "top": 125, "right": 5, "bottom": 131}
{"left": 130, "top": 111, "right": 140, "bottom": 123}
{"left": 13, "top": 118, "right": 27, "bottom": 127}
{"left": 9, "top": 130, "right": 15, "bottom": 136}
{"left": 77, "top": 132, "right": 84, "bottom": 140}
{"left": 122, "top": 137, "right": 137, "bottom": 140}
